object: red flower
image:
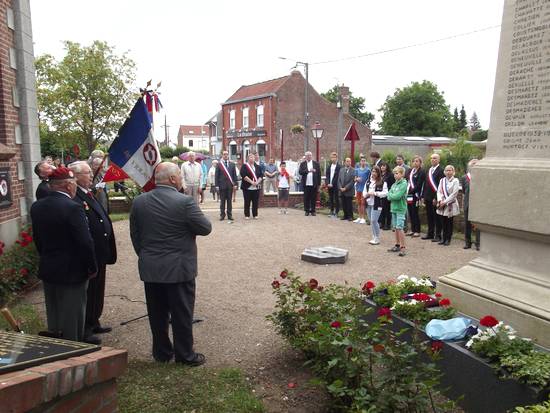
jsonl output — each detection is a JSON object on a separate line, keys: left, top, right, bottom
{"left": 373, "top": 343, "right": 385, "bottom": 353}
{"left": 287, "top": 382, "right": 297, "bottom": 389}
{"left": 0, "top": 247, "right": 3, "bottom": 256}
{"left": 412, "top": 293, "right": 430, "bottom": 301}
{"left": 439, "top": 298, "right": 451, "bottom": 307}
{"left": 20, "top": 231, "right": 29, "bottom": 238}
{"left": 0, "top": 241, "right": 5, "bottom": 248}
{"left": 330, "top": 321, "right": 341, "bottom": 328}
{"left": 271, "top": 280, "right": 280, "bottom": 289}
{"left": 346, "top": 346, "right": 353, "bottom": 353}
{"left": 280, "top": 270, "right": 288, "bottom": 279}
{"left": 362, "top": 280, "right": 375, "bottom": 293}
{"left": 317, "top": 286, "right": 324, "bottom": 292}
{"left": 435, "top": 292, "right": 442, "bottom": 298}
{"left": 431, "top": 341, "right": 444, "bottom": 353}
{"left": 377, "top": 307, "right": 392, "bottom": 320}
{"left": 308, "top": 278, "right": 319, "bottom": 289}
{"left": 19, "top": 268, "right": 29, "bottom": 276}
{"left": 479, "top": 315, "right": 499, "bottom": 328}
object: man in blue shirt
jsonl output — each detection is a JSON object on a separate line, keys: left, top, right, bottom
{"left": 354, "top": 157, "right": 371, "bottom": 224}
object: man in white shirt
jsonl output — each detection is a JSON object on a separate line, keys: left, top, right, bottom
{"left": 181, "top": 151, "right": 202, "bottom": 204}
{"left": 298, "top": 151, "right": 321, "bottom": 216}
{"left": 325, "top": 152, "right": 341, "bottom": 218}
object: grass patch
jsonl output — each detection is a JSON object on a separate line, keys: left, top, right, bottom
{"left": 118, "top": 360, "right": 264, "bottom": 413}
{"left": 109, "top": 212, "right": 129, "bottom": 222}
{"left": 0, "top": 303, "right": 45, "bottom": 334}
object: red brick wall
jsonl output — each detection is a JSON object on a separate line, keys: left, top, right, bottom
{"left": 0, "top": 0, "right": 24, "bottom": 224}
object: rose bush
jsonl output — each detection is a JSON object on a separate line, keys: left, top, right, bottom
{"left": 267, "top": 269, "right": 455, "bottom": 412}
{"left": 0, "top": 226, "right": 39, "bottom": 305}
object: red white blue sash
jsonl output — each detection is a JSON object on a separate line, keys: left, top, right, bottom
{"left": 466, "top": 172, "right": 471, "bottom": 183}
{"left": 442, "top": 178, "right": 456, "bottom": 204}
{"left": 427, "top": 167, "right": 438, "bottom": 192}
{"left": 407, "top": 168, "right": 417, "bottom": 192}
{"left": 219, "top": 160, "right": 234, "bottom": 186}
{"left": 245, "top": 162, "right": 258, "bottom": 182}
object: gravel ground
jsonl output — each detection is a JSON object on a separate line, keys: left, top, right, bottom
{"left": 24, "top": 197, "right": 478, "bottom": 412}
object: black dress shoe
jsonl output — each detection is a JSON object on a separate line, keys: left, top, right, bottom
{"left": 219, "top": 216, "right": 225, "bottom": 221}
{"left": 438, "top": 240, "right": 445, "bottom": 245}
{"left": 443, "top": 240, "right": 451, "bottom": 246}
{"left": 431, "top": 237, "right": 441, "bottom": 242}
{"left": 177, "top": 352, "right": 206, "bottom": 367}
{"left": 421, "top": 236, "right": 433, "bottom": 240}
{"left": 463, "top": 244, "right": 471, "bottom": 249}
{"left": 83, "top": 335, "right": 102, "bottom": 345}
{"left": 311, "top": 212, "right": 316, "bottom": 216}
{"left": 475, "top": 245, "right": 480, "bottom": 251}
{"left": 93, "top": 326, "right": 112, "bottom": 334}
{"left": 305, "top": 212, "right": 310, "bottom": 216}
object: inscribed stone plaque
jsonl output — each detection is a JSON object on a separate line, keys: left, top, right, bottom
{"left": 488, "top": 0, "right": 550, "bottom": 158}
{"left": 301, "top": 246, "right": 348, "bottom": 264}
{"left": 0, "top": 331, "right": 100, "bottom": 374}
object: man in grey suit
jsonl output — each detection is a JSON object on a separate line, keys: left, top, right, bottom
{"left": 338, "top": 157, "right": 356, "bottom": 221}
{"left": 130, "top": 162, "right": 212, "bottom": 366}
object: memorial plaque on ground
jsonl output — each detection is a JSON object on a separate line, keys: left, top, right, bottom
{"left": 0, "top": 331, "right": 100, "bottom": 374}
{"left": 301, "top": 246, "right": 348, "bottom": 264}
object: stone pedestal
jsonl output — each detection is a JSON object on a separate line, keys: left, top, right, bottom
{"left": 438, "top": 0, "right": 550, "bottom": 347}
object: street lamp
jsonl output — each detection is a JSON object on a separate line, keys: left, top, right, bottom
{"left": 278, "top": 57, "right": 309, "bottom": 153}
{"left": 311, "top": 122, "right": 324, "bottom": 210}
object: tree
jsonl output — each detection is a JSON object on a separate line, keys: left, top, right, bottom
{"left": 471, "top": 129, "right": 488, "bottom": 141}
{"left": 36, "top": 41, "right": 137, "bottom": 154}
{"left": 470, "top": 112, "right": 481, "bottom": 131}
{"left": 453, "top": 107, "right": 460, "bottom": 133}
{"left": 459, "top": 105, "right": 467, "bottom": 130}
{"left": 321, "top": 85, "right": 375, "bottom": 128}
{"left": 378, "top": 81, "right": 454, "bottom": 136}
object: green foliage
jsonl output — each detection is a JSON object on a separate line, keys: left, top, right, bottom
{"left": 438, "top": 137, "right": 483, "bottom": 176}
{"left": 514, "top": 395, "right": 550, "bottom": 413}
{"left": 36, "top": 40, "right": 137, "bottom": 154}
{"left": 379, "top": 80, "right": 454, "bottom": 137}
{"left": 470, "top": 129, "right": 488, "bottom": 141}
{"left": 267, "top": 270, "right": 454, "bottom": 412}
{"left": 0, "top": 227, "right": 39, "bottom": 306}
{"left": 118, "top": 361, "right": 264, "bottom": 413}
{"left": 379, "top": 150, "right": 415, "bottom": 170}
{"left": 500, "top": 352, "right": 550, "bottom": 388}
{"left": 470, "top": 111, "right": 481, "bottom": 131}
{"left": 291, "top": 124, "right": 304, "bottom": 134}
{"left": 452, "top": 107, "right": 460, "bottom": 133}
{"left": 321, "top": 85, "right": 375, "bottom": 127}
{"left": 459, "top": 105, "right": 467, "bottom": 131}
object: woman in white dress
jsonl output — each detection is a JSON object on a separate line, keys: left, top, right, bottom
{"left": 436, "top": 165, "right": 460, "bottom": 246}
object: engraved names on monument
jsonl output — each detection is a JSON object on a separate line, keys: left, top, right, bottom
{"left": 490, "top": 0, "right": 550, "bottom": 157}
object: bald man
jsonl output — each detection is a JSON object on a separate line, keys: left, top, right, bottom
{"left": 130, "top": 162, "right": 212, "bottom": 366}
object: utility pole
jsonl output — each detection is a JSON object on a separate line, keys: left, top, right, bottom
{"left": 337, "top": 94, "right": 343, "bottom": 163}
{"left": 304, "top": 62, "right": 309, "bottom": 153}
{"left": 160, "top": 114, "right": 170, "bottom": 146}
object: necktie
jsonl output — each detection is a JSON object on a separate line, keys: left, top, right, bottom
{"left": 225, "top": 161, "right": 228, "bottom": 167}
{"left": 87, "top": 191, "right": 93, "bottom": 198}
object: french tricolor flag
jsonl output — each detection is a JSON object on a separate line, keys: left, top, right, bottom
{"left": 102, "top": 98, "right": 160, "bottom": 191}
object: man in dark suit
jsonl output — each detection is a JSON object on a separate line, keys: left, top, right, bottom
{"left": 130, "top": 162, "right": 212, "bottom": 366}
{"left": 34, "top": 161, "right": 55, "bottom": 200}
{"left": 461, "top": 159, "right": 480, "bottom": 250}
{"left": 70, "top": 161, "right": 117, "bottom": 344}
{"left": 215, "top": 150, "right": 238, "bottom": 222}
{"left": 421, "top": 153, "right": 445, "bottom": 241}
{"left": 325, "top": 152, "right": 341, "bottom": 218}
{"left": 338, "top": 157, "right": 356, "bottom": 221}
{"left": 299, "top": 151, "right": 321, "bottom": 216}
{"left": 30, "top": 167, "right": 98, "bottom": 342}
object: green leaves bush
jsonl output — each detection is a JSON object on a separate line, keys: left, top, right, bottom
{"left": 267, "top": 270, "right": 454, "bottom": 412}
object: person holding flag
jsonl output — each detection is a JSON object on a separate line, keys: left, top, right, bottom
{"left": 215, "top": 150, "right": 238, "bottom": 222}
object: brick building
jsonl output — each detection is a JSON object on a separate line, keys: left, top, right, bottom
{"left": 221, "top": 70, "right": 372, "bottom": 164}
{"left": 176, "top": 125, "right": 209, "bottom": 151}
{"left": 0, "top": 0, "right": 41, "bottom": 245}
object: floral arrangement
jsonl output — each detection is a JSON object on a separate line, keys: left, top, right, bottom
{"left": 267, "top": 269, "right": 454, "bottom": 412}
{"left": 0, "top": 227, "right": 39, "bottom": 305}
{"left": 466, "top": 315, "right": 550, "bottom": 388}
{"left": 363, "top": 274, "right": 457, "bottom": 325}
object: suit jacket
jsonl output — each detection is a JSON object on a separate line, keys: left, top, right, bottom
{"left": 215, "top": 160, "right": 238, "bottom": 190}
{"left": 240, "top": 162, "right": 263, "bottom": 190}
{"left": 299, "top": 160, "right": 321, "bottom": 188}
{"left": 338, "top": 166, "right": 355, "bottom": 197}
{"left": 74, "top": 188, "right": 117, "bottom": 266}
{"left": 406, "top": 168, "right": 426, "bottom": 201}
{"left": 460, "top": 174, "right": 472, "bottom": 211}
{"left": 421, "top": 165, "right": 444, "bottom": 201}
{"left": 30, "top": 192, "right": 97, "bottom": 284}
{"left": 325, "top": 163, "right": 341, "bottom": 188}
{"left": 130, "top": 185, "right": 212, "bottom": 283}
{"left": 35, "top": 180, "right": 50, "bottom": 200}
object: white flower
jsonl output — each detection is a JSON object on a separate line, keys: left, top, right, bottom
{"left": 466, "top": 339, "right": 473, "bottom": 348}
{"left": 479, "top": 335, "right": 490, "bottom": 341}
{"left": 509, "top": 335, "right": 516, "bottom": 340}
{"left": 397, "top": 274, "right": 409, "bottom": 281}
{"left": 410, "top": 277, "right": 419, "bottom": 284}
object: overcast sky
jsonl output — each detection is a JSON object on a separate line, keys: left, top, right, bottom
{"left": 30, "top": 0, "right": 505, "bottom": 143}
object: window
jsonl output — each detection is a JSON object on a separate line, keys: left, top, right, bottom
{"left": 189, "top": 139, "right": 193, "bottom": 147}
{"left": 229, "top": 109, "right": 235, "bottom": 129}
{"left": 229, "top": 141, "right": 237, "bottom": 160}
{"left": 256, "top": 104, "right": 264, "bottom": 127}
{"left": 243, "top": 107, "right": 249, "bottom": 129}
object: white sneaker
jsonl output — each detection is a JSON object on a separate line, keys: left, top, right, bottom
{"left": 284, "top": 210, "right": 288, "bottom": 214}
{"left": 353, "top": 218, "right": 361, "bottom": 223}
{"left": 278, "top": 210, "right": 283, "bottom": 214}
{"left": 359, "top": 218, "right": 366, "bottom": 224}
{"left": 369, "top": 238, "right": 380, "bottom": 245}
{"left": 245, "top": 217, "right": 250, "bottom": 220}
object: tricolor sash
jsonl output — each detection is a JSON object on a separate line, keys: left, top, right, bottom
{"left": 407, "top": 168, "right": 417, "bottom": 192}
{"left": 245, "top": 162, "right": 258, "bottom": 182}
{"left": 427, "top": 167, "right": 438, "bottom": 192}
{"left": 219, "top": 160, "right": 234, "bottom": 186}
{"left": 466, "top": 172, "right": 471, "bottom": 183}
{"left": 442, "top": 178, "right": 456, "bottom": 205}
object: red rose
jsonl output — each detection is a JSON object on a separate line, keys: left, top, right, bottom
{"left": 479, "top": 315, "right": 499, "bottom": 328}
{"left": 271, "top": 280, "right": 280, "bottom": 289}
{"left": 330, "top": 321, "right": 341, "bottom": 328}
{"left": 317, "top": 285, "right": 324, "bottom": 292}
{"left": 373, "top": 343, "right": 385, "bottom": 353}
{"left": 431, "top": 341, "right": 444, "bottom": 352}
{"left": 19, "top": 268, "right": 29, "bottom": 276}
{"left": 346, "top": 346, "right": 353, "bottom": 353}
{"left": 362, "top": 280, "right": 375, "bottom": 293}
{"left": 308, "top": 278, "right": 319, "bottom": 289}
{"left": 413, "top": 293, "right": 430, "bottom": 301}
{"left": 280, "top": 270, "right": 288, "bottom": 279}
{"left": 439, "top": 298, "right": 451, "bottom": 307}
{"left": 377, "top": 307, "right": 392, "bottom": 320}
{"left": 20, "top": 231, "right": 28, "bottom": 238}
{"left": 435, "top": 292, "right": 442, "bottom": 298}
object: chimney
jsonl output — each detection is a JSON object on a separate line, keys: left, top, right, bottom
{"left": 338, "top": 85, "right": 350, "bottom": 114}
